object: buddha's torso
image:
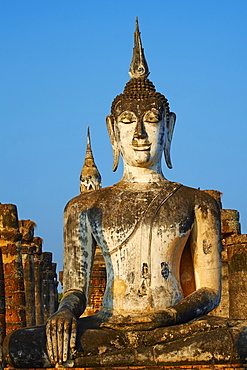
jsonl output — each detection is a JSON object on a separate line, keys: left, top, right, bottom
{"left": 64, "top": 181, "right": 197, "bottom": 315}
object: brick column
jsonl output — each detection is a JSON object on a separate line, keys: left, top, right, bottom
{"left": 0, "top": 246, "right": 5, "bottom": 364}
{"left": 82, "top": 245, "right": 106, "bottom": 317}
{"left": 218, "top": 209, "right": 241, "bottom": 318}
{"left": 52, "top": 263, "right": 58, "bottom": 313}
{"left": 42, "top": 252, "right": 57, "bottom": 322}
{"left": 0, "top": 204, "right": 26, "bottom": 335}
{"left": 19, "top": 220, "right": 36, "bottom": 327}
{"left": 227, "top": 234, "right": 247, "bottom": 319}
{"left": 33, "top": 237, "right": 44, "bottom": 325}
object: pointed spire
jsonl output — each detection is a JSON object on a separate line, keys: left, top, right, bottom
{"left": 85, "top": 126, "right": 93, "bottom": 161}
{"left": 80, "top": 127, "right": 102, "bottom": 193}
{"left": 129, "top": 17, "right": 150, "bottom": 79}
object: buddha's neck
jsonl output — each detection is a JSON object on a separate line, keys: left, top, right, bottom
{"left": 121, "top": 163, "right": 166, "bottom": 183}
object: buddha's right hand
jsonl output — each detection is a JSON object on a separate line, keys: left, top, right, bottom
{"left": 46, "top": 309, "right": 77, "bottom": 366}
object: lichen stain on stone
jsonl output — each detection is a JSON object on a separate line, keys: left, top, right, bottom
{"left": 198, "top": 204, "right": 209, "bottom": 219}
{"left": 230, "top": 253, "right": 247, "bottom": 272}
{"left": 161, "top": 262, "right": 169, "bottom": 279}
{"left": 126, "top": 331, "right": 139, "bottom": 346}
{"left": 127, "top": 271, "right": 135, "bottom": 283}
{"left": 98, "top": 346, "right": 108, "bottom": 355}
{"left": 154, "top": 340, "right": 213, "bottom": 363}
{"left": 203, "top": 239, "right": 212, "bottom": 255}
{"left": 112, "top": 279, "right": 127, "bottom": 295}
{"left": 110, "top": 337, "right": 124, "bottom": 350}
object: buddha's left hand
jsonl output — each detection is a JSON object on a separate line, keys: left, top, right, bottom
{"left": 100, "top": 308, "right": 177, "bottom": 331}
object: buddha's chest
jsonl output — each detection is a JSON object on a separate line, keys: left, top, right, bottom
{"left": 83, "top": 185, "right": 195, "bottom": 311}
{"left": 87, "top": 186, "right": 195, "bottom": 257}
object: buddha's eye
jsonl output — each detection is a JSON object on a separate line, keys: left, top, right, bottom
{"left": 144, "top": 112, "right": 161, "bottom": 123}
{"left": 119, "top": 113, "right": 136, "bottom": 124}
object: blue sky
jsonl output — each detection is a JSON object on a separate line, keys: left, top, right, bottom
{"left": 1, "top": 1, "right": 247, "bottom": 280}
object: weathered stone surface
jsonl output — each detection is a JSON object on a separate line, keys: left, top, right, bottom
{"left": 19, "top": 220, "right": 36, "bottom": 327}
{"left": 226, "top": 235, "right": 247, "bottom": 319}
{"left": 0, "top": 205, "right": 26, "bottom": 365}
{"left": 0, "top": 206, "right": 26, "bottom": 334}
{"left": 5, "top": 367, "right": 247, "bottom": 370}
{"left": 42, "top": 252, "right": 58, "bottom": 322}
{"left": 75, "top": 317, "right": 247, "bottom": 366}
{"left": 203, "top": 190, "right": 222, "bottom": 209}
{"left": 3, "top": 325, "right": 51, "bottom": 368}
{"left": 0, "top": 204, "right": 59, "bottom": 365}
{"left": 82, "top": 246, "right": 106, "bottom": 317}
{"left": 0, "top": 204, "right": 19, "bottom": 232}
{"left": 210, "top": 259, "right": 229, "bottom": 318}
{"left": 33, "top": 237, "right": 44, "bottom": 325}
{"left": 221, "top": 209, "right": 241, "bottom": 236}
{"left": 4, "top": 316, "right": 247, "bottom": 367}
{"left": 0, "top": 251, "right": 5, "bottom": 364}
{"left": 5, "top": 366, "right": 247, "bottom": 370}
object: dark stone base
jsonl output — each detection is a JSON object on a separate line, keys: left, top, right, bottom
{"left": 5, "top": 366, "right": 247, "bottom": 370}
{"left": 3, "top": 316, "right": 247, "bottom": 368}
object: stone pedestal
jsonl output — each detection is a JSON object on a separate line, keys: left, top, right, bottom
{"left": 5, "top": 366, "right": 247, "bottom": 370}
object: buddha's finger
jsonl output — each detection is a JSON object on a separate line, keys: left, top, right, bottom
{"left": 57, "top": 322, "right": 64, "bottom": 364}
{"left": 46, "top": 323, "right": 55, "bottom": 365}
{"left": 69, "top": 317, "right": 77, "bottom": 353}
{"left": 50, "top": 321, "right": 58, "bottom": 364}
{"left": 63, "top": 322, "right": 70, "bottom": 363}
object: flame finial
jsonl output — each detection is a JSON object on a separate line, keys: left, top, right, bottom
{"left": 129, "top": 17, "right": 150, "bottom": 79}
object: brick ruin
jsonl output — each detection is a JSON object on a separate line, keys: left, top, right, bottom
{"left": 0, "top": 203, "right": 58, "bottom": 362}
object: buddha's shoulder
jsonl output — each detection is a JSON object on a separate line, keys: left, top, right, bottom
{"left": 177, "top": 184, "right": 220, "bottom": 212}
{"left": 64, "top": 182, "right": 220, "bottom": 214}
{"left": 64, "top": 184, "right": 123, "bottom": 213}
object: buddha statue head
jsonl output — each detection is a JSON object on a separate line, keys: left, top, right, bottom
{"left": 107, "top": 18, "right": 176, "bottom": 174}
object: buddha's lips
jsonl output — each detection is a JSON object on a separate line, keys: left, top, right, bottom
{"left": 131, "top": 143, "right": 151, "bottom": 151}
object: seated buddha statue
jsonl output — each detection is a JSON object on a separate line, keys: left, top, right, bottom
{"left": 4, "top": 18, "right": 247, "bottom": 368}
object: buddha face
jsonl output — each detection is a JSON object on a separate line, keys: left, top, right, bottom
{"left": 114, "top": 100, "right": 166, "bottom": 168}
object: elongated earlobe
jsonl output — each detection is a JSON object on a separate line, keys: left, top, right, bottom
{"left": 164, "top": 112, "right": 176, "bottom": 169}
{"left": 106, "top": 115, "right": 120, "bottom": 172}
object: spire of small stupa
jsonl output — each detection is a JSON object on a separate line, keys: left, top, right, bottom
{"left": 129, "top": 17, "right": 150, "bottom": 79}
{"left": 80, "top": 127, "right": 102, "bottom": 193}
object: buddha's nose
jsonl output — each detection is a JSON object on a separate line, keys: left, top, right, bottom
{"left": 133, "top": 119, "right": 148, "bottom": 139}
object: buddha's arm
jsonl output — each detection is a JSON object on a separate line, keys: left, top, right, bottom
{"left": 46, "top": 290, "right": 86, "bottom": 365}
{"left": 149, "top": 196, "right": 221, "bottom": 328}
{"left": 46, "top": 208, "right": 96, "bottom": 365}
{"left": 154, "top": 196, "right": 221, "bottom": 327}
{"left": 172, "top": 197, "right": 221, "bottom": 324}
